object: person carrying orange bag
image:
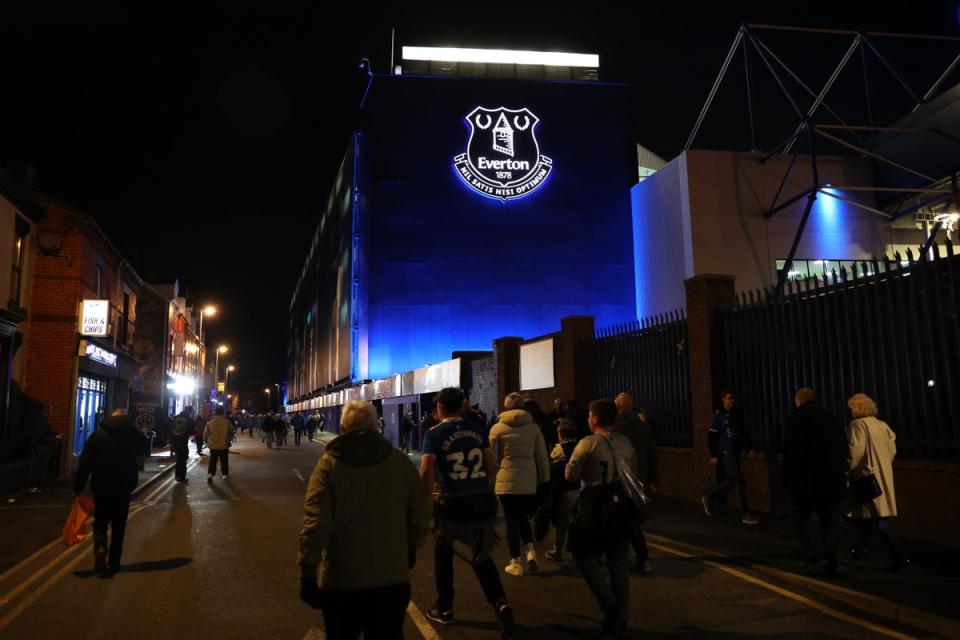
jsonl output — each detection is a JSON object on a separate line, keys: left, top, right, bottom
{"left": 62, "top": 495, "right": 94, "bottom": 547}
{"left": 73, "top": 408, "right": 144, "bottom": 576}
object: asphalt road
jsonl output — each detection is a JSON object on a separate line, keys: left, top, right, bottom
{"left": 0, "top": 437, "right": 925, "bottom": 639}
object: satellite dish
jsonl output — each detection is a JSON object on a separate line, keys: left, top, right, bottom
{"left": 37, "top": 232, "right": 63, "bottom": 255}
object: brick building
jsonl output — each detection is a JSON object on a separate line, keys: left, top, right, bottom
{"left": 0, "top": 170, "right": 44, "bottom": 492}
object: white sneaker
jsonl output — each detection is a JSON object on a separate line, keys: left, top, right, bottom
{"left": 504, "top": 558, "right": 524, "bottom": 576}
{"left": 526, "top": 548, "right": 539, "bottom": 573}
{"left": 223, "top": 475, "right": 229, "bottom": 481}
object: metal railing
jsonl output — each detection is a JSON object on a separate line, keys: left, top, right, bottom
{"left": 720, "top": 243, "right": 960, "bottom": 459}
{"left": 584, "top": 312, "right": 691, "bottom": 446}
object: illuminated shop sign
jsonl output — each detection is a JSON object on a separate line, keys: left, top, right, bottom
{"left": 79, "top": 300, "right": 110, "bottom": 336}
{"left": 454, "top": 106, "right": 553, "bottom": 202}
{"left": 80, "top": 341, "right": 118, "bottom": 367}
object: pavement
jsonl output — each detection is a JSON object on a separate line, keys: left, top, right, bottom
{"left": 0, "top": 436, "right": 955, "bottom": 639}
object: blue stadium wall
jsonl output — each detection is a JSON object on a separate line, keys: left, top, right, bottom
{"left": 352, "top": 75, "right": 638, "bottom": 381}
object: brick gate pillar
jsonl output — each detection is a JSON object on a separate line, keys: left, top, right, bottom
{"left": 684, "top": 274, "right": 736, "bottom": 492}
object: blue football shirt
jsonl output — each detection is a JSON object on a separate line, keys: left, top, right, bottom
{"left": 422, "top": 419, "right": 490, "bottom": 496}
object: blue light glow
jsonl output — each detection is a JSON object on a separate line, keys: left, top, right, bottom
{"left": 810, "top": 188, "right": 847, "bottom": 258}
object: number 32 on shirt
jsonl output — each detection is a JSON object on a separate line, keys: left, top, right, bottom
{"left": 446, "top": 448, "right": 486, "bottom": 480}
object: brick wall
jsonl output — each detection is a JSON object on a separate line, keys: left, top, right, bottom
{"left": 22, "top": 202, "right": 84, "bottom": 441}
{"left": 468, "top": 356, "right": 497, "bottom": 423}
{"left": 683, "top": 274, "right": 735, "bottom": 491}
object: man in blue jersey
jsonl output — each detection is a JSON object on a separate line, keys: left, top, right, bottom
{"left": 420, "top": 387, "right": 515, "bottom": 638}
{"left": 701, "top": 390, "right": 759, "bottom": 525}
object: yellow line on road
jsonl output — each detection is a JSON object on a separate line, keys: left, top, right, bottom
{"left": 646, "top": 540, "right": 916, "bottom": 640}
{"left": 0, "top": 461, "right": 195, "bottom": 631}
{"left": 0, "top": 537, "right": 63, "bottom": 585}
{"left": 0, "top": 535, "right": 92, "bottom": 632}
{"left": 406, "top": 600, "right": 443, "bottom": 640}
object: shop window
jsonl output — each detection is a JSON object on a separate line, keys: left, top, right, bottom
{"left": 9, "top": 217, "right": 29, "bottom": 308}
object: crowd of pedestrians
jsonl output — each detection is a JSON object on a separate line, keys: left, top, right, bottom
{"left": 294, "top": 383, "right": 908, "bottom": 639}
{"left": 63, "top": 377, "right": 906, "bottom": 638}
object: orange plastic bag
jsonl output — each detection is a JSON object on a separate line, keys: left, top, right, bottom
{"left": 62, "top": 495, "right": 94, "bottom": 547}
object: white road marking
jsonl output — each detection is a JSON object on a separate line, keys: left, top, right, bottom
{"left": 293, "top": 469, "right": 306, "bottom": 483}
{"left": 646, "top": 539, "right": 916, "bottom": 640}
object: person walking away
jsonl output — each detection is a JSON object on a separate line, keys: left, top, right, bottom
{"left": 292, "top": 412, "right": 305, "bottom": 446}
{"left": 299, "top": 401, "right": 431, "bottom": 639}
{"left": 537, "top": 419, "right": 580, "bottom": 561}
{"left": 194, "top": 413, "right": 207, "bottom": 457}
{"left": 419, "top": 387, "right": 516, "bottom": 637}
{"left": 205, "top": 407, "right": 234, "bottom": 482}
{"left": 490, "top": 392, "right": 550, "bottom": 577}
{"left": 262, "top": 413, "right": 276, "bottom": 449}
{"left": 400, "top": 411, "right": 415, "bottom": 453}
{"left": 306, "top": 412, "right": 318, "bottom": 442}
{"left": 170, "top": 406, "right": 195, "bottom": 482}
{"left": 613, "top": 392, "right": 658, "bottom": 574}
{"left": 783, "top": 388, "right": 847, "bottom": 577}
{"left": 565, "top": 399, "right": 639, "bottom": 639}
{"left": 846, "top": 393, "right": 909, "bottom": 572}
{"left": 277, "top": 415, "right": 288, "bottom": 448}
{"left": 31, "top": 403, "right": 56, "bottom": 491}
{"left": 73, "top": 408, "right": 142, "bottom": 575}
{"left": 701, "top": 391, "right": 758, "bottom": 524}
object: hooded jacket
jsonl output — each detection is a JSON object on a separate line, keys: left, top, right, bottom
{"left": 73, "top": 415, "right": 143, "bottom": 494}
{"left": 298, "top": 428, "right": 430, "bottom": 591}
{"left": 488, "top": 409, "right": 550, "bottom": 495}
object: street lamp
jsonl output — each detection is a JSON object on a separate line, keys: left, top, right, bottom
{"left": 225, "top": 365, "right": 235, "bottom": 397}
{"left": 214, "top": 345, "right": 228, "bottom": 390}
{"left": 265, "top": 388, "right": 271, "bottom": 412}
{"left": 196, "top": 306, "right": 217, "bottom": 409}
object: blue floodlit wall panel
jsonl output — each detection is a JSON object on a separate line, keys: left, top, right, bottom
{"left": 356, "top": 75, "right": 637, "bottom": 380}
{"left": 631, "top": 155, "right": 692, "bottom": 320}
{"left": 287, "top": 144, "right": 356, "bottom": 400}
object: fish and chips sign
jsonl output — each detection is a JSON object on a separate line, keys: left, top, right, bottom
{"left": 79, "top": 300, "right": 110, "bottom": 337}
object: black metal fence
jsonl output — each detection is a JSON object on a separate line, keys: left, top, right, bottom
{"left": 584, "top": 312, "right": 691, "bottom": 447}
{"left": 720, "top": 244, "right": 960, "bottom": 459}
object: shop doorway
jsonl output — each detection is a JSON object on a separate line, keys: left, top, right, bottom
{"left": 74, "top": 376, "right": 106, "bottom": 455}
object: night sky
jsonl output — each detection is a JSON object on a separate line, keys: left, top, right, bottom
{"left": 1, "top": 1, "right": 956, "bottom": 399}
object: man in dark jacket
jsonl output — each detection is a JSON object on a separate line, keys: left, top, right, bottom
{"left": 783, "top": 388, "right": 848, "bottom": 577}
{"left": 73, "top": 408, "right": 143, "bottom": 574}
{"left": 701, "top": 391, "right": 758, "bottom": 525}
{"left": 170, "top": 406, "right": 195, "bottom": 482}
{"left": 614, "top": 392, "right": 658, "bottom": 573}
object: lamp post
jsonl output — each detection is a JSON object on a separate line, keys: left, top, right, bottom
{"left": 225, "top": 365, "right": 235, "bottom": 402}
{"left": 274, "top": 383, "right": 280, "bottom": 412}
{"left": 196, "top": 306, "right": 217, "bottom": 410}
{"left": 265, "top": 388, "right": 271, "bottom": 412}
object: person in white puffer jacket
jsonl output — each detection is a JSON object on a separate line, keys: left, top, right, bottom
{"left": 489, "top": 392, "right": 550, "bottom": 576}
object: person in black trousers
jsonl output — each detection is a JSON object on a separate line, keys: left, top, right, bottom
{"left": 783, "top": 388, "right": 849, "bottom": 577}
{"left": 73, "top": 408, "right": 144, "bottom": 575}
{"left": 170, "top": 406, "right": 195, "bottom": 482}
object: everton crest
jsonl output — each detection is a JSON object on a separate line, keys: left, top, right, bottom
{"left": 454, "top": 106, "right": 553, "bottom": 202}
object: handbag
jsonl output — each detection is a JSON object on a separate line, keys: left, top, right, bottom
{"left": 850, "top": 420, "right": 883, "bottom": 504}
{"left": 599, "top": 433, "right": 652, "bottom": 519}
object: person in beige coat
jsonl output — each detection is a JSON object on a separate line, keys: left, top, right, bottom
{"left": 846, "top": 393, "right": 909, "bottom": 572}
{"left": 298, "top": 400, "right": 431, "bottom": 637}
{"left": 489, "top": 392, "right": 550, "bottom": 576}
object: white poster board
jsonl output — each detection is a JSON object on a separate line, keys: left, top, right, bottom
{"left": 520, "top": 338, "right": 555, "bottom": 390}
{"left": 79, "top": 300, "right": 110, "bottom": 336}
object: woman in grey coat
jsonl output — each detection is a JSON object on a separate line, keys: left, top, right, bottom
{"left": 846, "top": 393, "right": 909, "bottom": 572}
{"left": 489, "top": 393, "right": 550, "bottom": 576}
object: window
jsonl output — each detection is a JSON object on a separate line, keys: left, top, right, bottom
{"left": 120, "top": 293, "right": 130, "bottom": 344}
{"left": 95, "top": 265, "right": 103, "bottom": 298}
{"left": 9, "top": 217, "right": 29, "bottom": 308}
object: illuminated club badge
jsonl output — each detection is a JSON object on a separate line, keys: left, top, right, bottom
{"left": 454, "top": 106, "right": 553, "bottom": 202}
